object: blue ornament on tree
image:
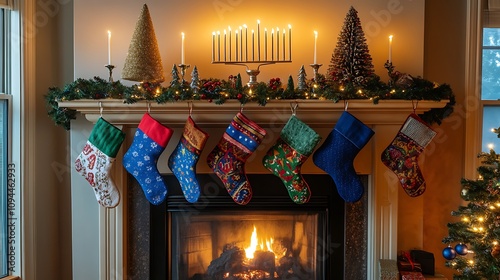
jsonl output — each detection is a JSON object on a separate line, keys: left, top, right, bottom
{"left": 455, "top": 243, "right": 468, "bottom": 255}
{"left": 442, "top": 245, "right": 456, "bottom": 260}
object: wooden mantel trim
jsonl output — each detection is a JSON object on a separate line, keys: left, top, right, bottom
{"left": 58, "top": 99, "right": 449, "bottom": 127}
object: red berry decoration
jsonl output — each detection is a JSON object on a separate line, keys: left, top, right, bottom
{"left": 237, "top": 93, "right": 243, "bottom": 99}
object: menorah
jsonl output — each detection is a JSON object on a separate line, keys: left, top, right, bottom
{"left": 211, "top": 21, "right": 292, "bottom": 87}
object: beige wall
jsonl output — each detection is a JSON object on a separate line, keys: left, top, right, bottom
{"left": 396, "top": 1, "right": 467, "bottom": 279}
{"left": 32, "top": 0, "right": 74, "bottom": 279}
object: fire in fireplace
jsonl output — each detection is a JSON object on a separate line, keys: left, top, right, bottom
{"left": 127, "top": 174, "right": 368, "bottom": 280}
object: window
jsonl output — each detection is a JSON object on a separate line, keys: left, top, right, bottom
{"left": 481, "top": 27, "right": 500, "bottom": 151}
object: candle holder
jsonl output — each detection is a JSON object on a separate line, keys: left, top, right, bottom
{"left": 309, "top": 63, "right": 323, "bottom": 83}
{"left": 105, "top": 64, "right": 115, "bottom": 83}
{"left": 213, "top": 61, "right": 291, "bottom": 87}
{"left": 178, "top": 64, "right": 191, "bottom": 83}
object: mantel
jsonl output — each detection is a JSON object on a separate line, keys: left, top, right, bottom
{"left": 58, "top": 99, "right": 449, "bottom": 127}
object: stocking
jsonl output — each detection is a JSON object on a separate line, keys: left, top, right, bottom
{"left": 75, "top": 118, "right": 125, "bottom": 207}
{"left": 207, "top": 112, "right": 266, "bottom": 205}
{"left": 381, "top": 113, "right": 436, "bottom": 197}
{"left": 168, "top": 116, "right": 209, "bottom": 203}
{"left": 123, "top": 113, "right": 173, "bottom": 205}
{"left": 313, "top": 111, "right": 374, "bottom": 202}
{"left": 263, "top": 115, "right": 321, "bottom": 204}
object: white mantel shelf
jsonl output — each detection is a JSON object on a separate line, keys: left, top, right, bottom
{"left": 58, "top": 99, "right": 449, "bottom": 126}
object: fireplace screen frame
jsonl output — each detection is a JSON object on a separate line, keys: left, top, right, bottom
{"left": 127, "top": 174, "right": 368, "bottom": 280}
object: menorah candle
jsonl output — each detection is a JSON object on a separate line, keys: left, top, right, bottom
{"left": 277, "top": 28, "right": 280, "bottom": 61}
{"left": 282, "top": 29, "right": 285, "bottom": 61}
{"left": 224, "top": 29, "right": 227, "bottom": 61}
{"left": 235, "top": 30, "right": 239, "bottom": 61}
{"left": 257, "top": 20, "right": 261, "bottom": 60}
{"left": 228, "top": 26, "right": 232, "bottom": 61}
{"left": 212, "top": 32, "right": 215, "bottom": 62}
{"left": 252, "top": 30, "right": 255, "bottom": 61}
{"left": 288, "top": 24, "right": 292, "bottom": 60}
{"left": 264, "top": 28, "right": 267, "bottom": 61}
{"left": 271, "top": 28, "right": 274, "bottom": 61}
{"left": 243, "top": 24, "right": 248, "bottom": 61}
{"left": 217, "top": 31, "right": 221, "bottom": 61}
{"left": 239, "top": 26, "right": 243, "bottom": 61}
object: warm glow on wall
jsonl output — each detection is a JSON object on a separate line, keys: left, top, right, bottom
{"left": 74, "top": 0, "right": 424, "bottom": 85}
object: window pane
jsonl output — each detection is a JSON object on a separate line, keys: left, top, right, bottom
{"left": 0, "top": 99, "right": 7, "bottom": 276}
{"left": 483, "top": 28, "right": 500, "bottom": 46}
{"left": 481, "top": 49, "right": 500, "bottom": 100}
{"left": 482, "top": 106, "right": 500, "bottom": 152}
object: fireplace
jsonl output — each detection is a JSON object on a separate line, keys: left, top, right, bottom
{"left": 127, "top": 174, "right": 368, "bottom": 279}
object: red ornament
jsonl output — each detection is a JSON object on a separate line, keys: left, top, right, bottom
{"left": 237, "top": 93, "right": 243, "bottom": 99}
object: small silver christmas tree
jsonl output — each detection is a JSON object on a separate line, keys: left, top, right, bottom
{"left": 190, "top": 65, "right": 200, "bottom": 92}
{"left": 297, "top": 65, "right": 307, "bottom": 90}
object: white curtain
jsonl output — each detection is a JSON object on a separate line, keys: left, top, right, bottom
{"left": 0, "top": 0, "right": 13, "bottom": 10}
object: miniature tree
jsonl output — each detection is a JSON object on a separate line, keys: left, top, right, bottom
{"left": 328, "top": 6, "right": 374, "bottom": 87}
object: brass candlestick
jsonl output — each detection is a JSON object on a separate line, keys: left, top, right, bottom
{"left": 384, "top": 60, "right": 395, "bottom": 86}
{"left": 178, "top": 64, "right": 190, "bottom": 83}
{"left": 105, "top": 64, "right": 115, "bottom": 83}
{"left": 309, "top": 63, "right": 323, "bottom": 83}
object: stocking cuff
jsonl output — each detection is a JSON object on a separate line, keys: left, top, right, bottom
{"left": 183, "top": 116, "right": 209, "bottom": 151}
{"left": 281, "top": 115, "right": 321, "bottom": 156}
{"left": 335, "top": 112, "right": 374, "bottom": 149}
{"left": 225, "top": 112, "right": 267, "bottom": 152}
{"left": 401, "top": 114, "right": 436, "bottom": 148}
{"left": 138, "top": 113, "right": 173, "bottom": 148}
{"left": 89, "top": 118, "right": 125, "bottom": 158}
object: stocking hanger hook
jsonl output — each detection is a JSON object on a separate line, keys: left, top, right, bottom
{"left": 412, "top": 100, "right": 418, "bottom": 113}
{"left": 146, "top": 101, "right": 151, "bottom": 113}
{"left": 344, "top": 100, "right": 349, "bottom": 111}
{"left": 188, "top": 101, "right": 193, "bottom": 116}
{"left": 98, "top": 101, "right": 103, "bottom": 117}
{"left": 290, "top": 102, "right": 299, "bottom": 116}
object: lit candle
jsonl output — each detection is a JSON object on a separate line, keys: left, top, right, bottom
{"left": 282, "top": 28, "right": 285, "bottom": 61}
{"left": 314, "top": 31, "right": 318, "bottom": 64}
{"left": 243, "top": 24, "right": 248, "bottom": 61}
{"left": 181, "top": 32, "right": 185, "bottom": 64}
{"left": 239, "top": 26, "right": 243, "bottom": 61}
{"left": 252, "top": 29, "right": 255, "bottom": 61}
{"left": 217, "top": 31, "right": 221, "bottom": 61}
{"left": 389, "top": 35, "right": 393, "bottom": 63}
{"left": 228, "top": 26, "right": 232, "bottom": 61}
{"left": 235, "top": 30, "right": 239, "bottom": 61}
{"left": 224, "top": 29, "right": 226, "bottom": 61}
{"left": 257, "top": 20, "right": 261, "bottom": 60}
{"left": 271, "top": 28, "right": 274, "bottom": 61}
{"left": 276, "top": 28, "right": 280, "bottom": 61}
{"left": 264, "top": 28, "right": 267, "bottom": 61}
{"left": 288, "top": 24, "right": 292, "bottom": 60}
{"left": 212, "top": 32, "right": 215, "bottom": 62}
{"left": 107, "top": 30, "right": 111, "bottom": 65}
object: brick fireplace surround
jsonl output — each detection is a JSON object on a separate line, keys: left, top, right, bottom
{"left": 64, "top": 99, "right": 448, "bottom": 279}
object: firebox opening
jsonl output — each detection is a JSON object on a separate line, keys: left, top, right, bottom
{"left": 127, "top": 174, "right": 368, "bottom": 280}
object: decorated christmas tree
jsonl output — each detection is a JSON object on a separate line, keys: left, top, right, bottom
{"left": 442, "top": 128, "right": 500, "bottom": 279}
{"left": 328, "top": 6, "right": 374, "bottom": 87}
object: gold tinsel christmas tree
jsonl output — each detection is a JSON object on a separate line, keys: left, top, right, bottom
{"left": 122, "top": 4, "right": 164, "bottom": 83}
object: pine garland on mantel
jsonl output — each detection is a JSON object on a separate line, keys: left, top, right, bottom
{"left": 46, "top": 73, "right": 455, "bottom": 130}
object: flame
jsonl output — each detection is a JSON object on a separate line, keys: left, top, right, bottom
{"left": 245, "top": 226, "right": 275, "bottom": 259}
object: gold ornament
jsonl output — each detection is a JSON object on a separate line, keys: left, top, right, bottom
{"left": 122, "top": 4, "right": 164, "bottom": 83}
{"left": 492, "top": 244, "right": 500, "bottom": 258}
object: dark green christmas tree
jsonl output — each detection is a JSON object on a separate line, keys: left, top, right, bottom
{"left": 442, "top": 128, "right": 500, "bottom": 279}
{"left": 328, "top": 6, "right": 374, "bottom": 87}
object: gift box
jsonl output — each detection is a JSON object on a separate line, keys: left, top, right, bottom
{"left": 400, "top": 271, "right": 425, "bottom": 280}
{"left": 397, "top": 260, "right": 422, "bottom": 272}
{"left": 410, "top": 250, "right": 435, "bottom": 275}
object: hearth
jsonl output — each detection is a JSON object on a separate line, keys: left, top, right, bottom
{"left": 127, "top": 174, "right": 368, "bottom": 280}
